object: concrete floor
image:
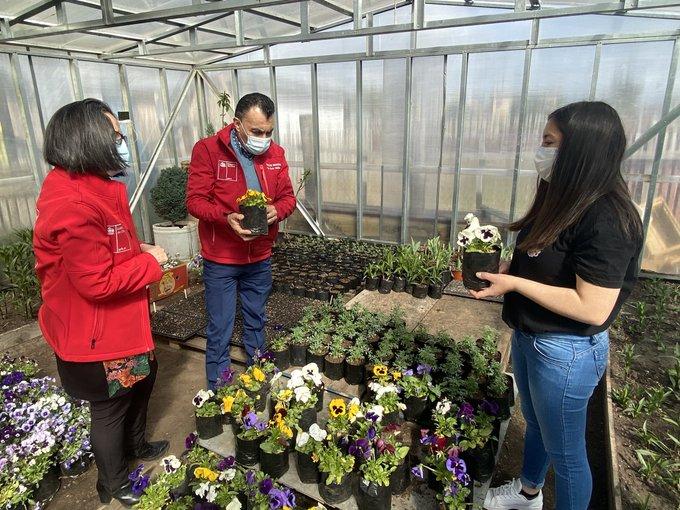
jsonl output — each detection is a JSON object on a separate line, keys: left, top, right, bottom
{"left": 0, "top": 291, "right": 554, "bottom": 510}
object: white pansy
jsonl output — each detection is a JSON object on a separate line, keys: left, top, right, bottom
{"left": 367, "top": 404, "right": 384, "bottom": 420}
{"left": 161, "top": 455, "right": 181, "bottom": 473}
{"left": 464, "top": 213, "right": 480, "bottom": 230}
{"left": 397, "top": 402, "right": 407, "bottom": 411}
{"left": 436, "top": 398, "right": 451, "bottom": 415}
{"left": 294, "top": 385, "right": 311, "bottom": 403}
{"left": 308, "top": 423, "right": 327, "bottom": 442}
{"left": 287, "top": 370, "right": 305, "bottom": 389}
{"left": 375, "top": 384, "right": 398, "bottom": 400}
{"left": 195, "top": 482, "right": 211, "bottom": 498}
{"left": 302, "top": 363, "right": 323, "bottom": 386}
{"left": 368, "top": 382, "right": 382, "bottom": 393}
{"left": 270, "top": 371, "right": 283, "bottom": 384}
{"left": 220, "top": 468, "right": 237, "bottom": 482}
{"left": 296, "top": 431, "right": 310, "bottom": 448}
{"left": 225, "top": 497, "right": 243, "bottom": 510}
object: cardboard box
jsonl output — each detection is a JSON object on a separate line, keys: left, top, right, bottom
{"left": 149, "top": 263, "right": 189, "bottom": 302}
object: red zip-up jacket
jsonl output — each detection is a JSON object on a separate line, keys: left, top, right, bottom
{"left": 33, "top": 168, "right": 162, "bottom": 362}
{"left": 186, "top": 124, "right": 296, "bottom": 265}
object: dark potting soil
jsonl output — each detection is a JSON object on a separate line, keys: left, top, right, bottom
{"left": 150, "top": 310, "right": 207, "bottom": 341}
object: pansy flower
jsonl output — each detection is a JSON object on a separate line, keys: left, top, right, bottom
{"left": 329, "top": 399, "right": 346, "bottom": 418}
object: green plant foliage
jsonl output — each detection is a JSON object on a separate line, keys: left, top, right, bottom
{"left": 0, "top": 228, "right": 41, "bottom": 318}
{"left": 150, "top": 166, "right": 188, "bottom": 225}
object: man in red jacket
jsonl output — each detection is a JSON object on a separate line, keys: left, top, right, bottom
{"left": 187, "top": 93, "right": 296, "bottom": 390}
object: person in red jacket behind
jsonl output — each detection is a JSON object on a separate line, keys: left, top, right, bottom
{"left": 187, "top": 93, "right": 296, "bottom": 390}
{"left": 33, "top": 99, "right": 170, "bottom": 508}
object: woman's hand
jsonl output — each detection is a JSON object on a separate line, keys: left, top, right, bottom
{"left": 143, "top": 245, "right": 168, "bottom": 266}
{"left": 469, "top": 272, "right": 515, "bottom": 299}
{"left": 226, "top": 212, "right": 257, "bottom": 241}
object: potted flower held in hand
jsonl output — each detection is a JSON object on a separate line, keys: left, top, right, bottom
{"left": 456, "top": 213, "right": 502, "bottom": 291}
{"left": 237, "top": 189, "right": 271, "bottom": 236}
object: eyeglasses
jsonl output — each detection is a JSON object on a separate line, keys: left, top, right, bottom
{"left": 114, "top": 131, "right": 127, "bottom": 146}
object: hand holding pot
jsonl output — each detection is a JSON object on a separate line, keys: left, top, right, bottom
{"left": 469, "top": 272, "right": 515, "bottom": 299}
{"left": 266, "top": 204, "right": 278, "bottom": 225}
{"left": 226, "top": 212, "right": 257, "bottom": 241}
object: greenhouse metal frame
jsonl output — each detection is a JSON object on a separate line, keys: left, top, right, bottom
{"left": 1, "top": 0, "right": 680, "bottom": 274}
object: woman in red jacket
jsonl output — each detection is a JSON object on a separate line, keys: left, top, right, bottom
{"left": 33, "top": 99, "right": 169, "bottom": 507}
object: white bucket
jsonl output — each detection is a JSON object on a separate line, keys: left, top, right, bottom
{"left": 152, "top": 220, "right": 200, "bottom": 262}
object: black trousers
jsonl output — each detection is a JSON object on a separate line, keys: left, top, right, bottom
{"left": 89, "top": 357, "right": 158, "bottom": 491}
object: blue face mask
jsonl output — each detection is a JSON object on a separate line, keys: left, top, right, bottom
{"left": 117, "top": 138, "right": 131, "bottom": 167}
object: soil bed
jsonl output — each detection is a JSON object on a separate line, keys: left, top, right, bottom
{"left": 608, "top": 278, "right": 680, "bottom": 510}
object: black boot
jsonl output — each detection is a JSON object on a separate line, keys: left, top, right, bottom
{"left": 96, "top": 480, "right": 141, "bottom": 507}
{"left": 127, "top": 439, "right": 170, "bottom": 461}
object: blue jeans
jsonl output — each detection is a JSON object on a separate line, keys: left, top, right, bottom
{"left": 512, "top": 329, "right": 608, "bottom": 510}
{"left": 203, "top": 258, "right": 272, "bottom": 390}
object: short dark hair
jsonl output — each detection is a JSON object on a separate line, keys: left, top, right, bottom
{"left": 511, "top": 101, "right": 642, "bottom": 250}
{"left": 43, "top": 98, "right": 126, "bottom": 176}
{"left": 234, "top": 93, "right": 275, "bottom": 120}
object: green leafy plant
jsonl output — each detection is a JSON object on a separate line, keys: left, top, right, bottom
{"left": 0, "top": 228, "right": 41, "bottom": 318}
{"left": 150, "top": 166, "right": 189, "bottom": 225}
{"left": 317, "top": 441, "right": 355, "bottom": 484}
{"left": 193, "top": 389, "right": 222, "bottom": 417}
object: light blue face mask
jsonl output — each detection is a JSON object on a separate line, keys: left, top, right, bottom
{"left": 117, "top": 138, "right": 131, "bottom": 167}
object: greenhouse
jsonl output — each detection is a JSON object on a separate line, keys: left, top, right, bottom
{"left": 0, "top": 1, "right": 679, "bottom": 510}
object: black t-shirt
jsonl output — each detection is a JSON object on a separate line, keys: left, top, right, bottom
{"left": 502, "top": 194, "right": 642, "bottom": 336}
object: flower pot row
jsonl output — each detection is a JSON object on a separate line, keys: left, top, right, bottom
{"left": 364, "top": 275, "right": 447, "bottom": 299}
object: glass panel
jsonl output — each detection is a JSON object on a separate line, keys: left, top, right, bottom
{"left": 361, "top": 59, "right": 407, "bottom": 243}
{"left": 539, "top": 14, "right": 679, "bottom": 40}
{"left": 275, "top": 66, "right": 313, "bottom": 234}
{"left": 408, "top": 56, "right": 445, "bottom": 241}
{"left": 237, "top": 68, "right": 271, "bottom": 98}
{"left": 242, "top": 12, "right": 298, "bottom": 39}
{"left": 460, "top": 50, "right": 525, "bottom": 229}
{"left": 32, "top": 56, "right": 75, "bottom": 124}
{"left": 437, "top": 55, "right": 463, "bottom": 244}
{"left": 373, "top": 6, "right": 410, "bottom": 52}
{"left": 318, "top": 62, "right": 357, "bottom": 237}
{"left": 16, "top": 55, "right": 45, "bottom": 169}
{"left": 79, "top": 61, "right": 124, "bottom": 113}
{"left": 419, "top": 6, "right": 530, "bottom": 49}
{"left": 269, "top": 36, "right": 365, "bottom": 60}
{"left": 64, "top": 2, "right": 103, "bottom": 23}
{"left": 203, "top": 71, "right": 235, "bottom": 134}
{"left": 224, "top": 50, "right": 265, "bottom": 63}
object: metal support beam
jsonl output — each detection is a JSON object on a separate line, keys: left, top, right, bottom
{"left": 10, "top": 53, "right": 45, "bottom": 187}
{"left": 69, "top": 59, "right": 83, "bottom": 100}
{"left": 300, "top": 1, "right": 310, "bottom": 36}
{"left": 159, "top": 68, "right": 179, "bottom": 166}
{"left": 311, "top": 63, "right": 323, "bottom": 229}
{"left": 101, "top": 0, "right": 114, "bottom": 25}
{"left": 433, "top": 55, "right": 447, "bottom": 240}
{"left": 356, "top": 60, "right": 363, "bottom": 240}
{"left": 129, "top": 70, "right": 197, "bottom": 216}
{"left": 624, "top": 102, "right": 680, "bottom": 158}
{"left": 8, "top": 0, "right": 61, "bottom": 26}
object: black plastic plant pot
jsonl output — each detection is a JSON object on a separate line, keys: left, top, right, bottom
{"left": 402, "top": 395, "right": 429, "bottom": 424}
{"left": 195, "top": 413, "right": 223, "bottom": 440}
{"left": 378, "top": 278, "right": 394, "bottom": 294}
{"left": 392, "top": 276, "right": 407, "bottom": 293}
{"left": 306, "top": 350, "right": 326, "bottom": 373}
{"left": 290, "top": 344, "right": 307, "bottom": 366}
{"left": 34, "top": 465, "right": 61, "bottom": 506}
{"left": 462, "top": 249, "right": 501, "bottom": 291}
{"left": 355, "top": 477, "right": 392, "bottom": 510}
{"left": 428, "top": 283, "right": 443, "bottom": 299}
{"left": 272, "top": 346, "right": 291, "bottom": 371}
{"left": 324, "top": 357, "right": 345, "bottom": 381}
{"left": 299, "top": 407, "right": 318, "bottom": 432}
{"left": 412, "top": 283, "right": 428, "bottom": 299}
{"left": 345, "top": 361, "right": 365, "bottom": 385}
{"left": 235, "top": 436, "right": 261, "bottom": 466}
{"left": 389, "top": 460, "right": 411, "bottom": 495}
{"left": 461, "top": 441, "right": 495, "bottom": 483}
{"left": 319, "top": 472, "right": 352, "bottom": 505}
{"left": 260, "top": 448, "right": 290, "bottom": 479}
{"left": 245, "top": 384, "right": 270, "bottom": 412}
{"left": 382, "top": 410, "right": 401, "bottom": 427}
{"left": 440, "top": 270, "right": 452, "bottom": 286}
{"left": 365, "top": 277, "right": 379, "bottom": 291}
{"left": 239, "top": 205, "right": 268, "bottom": 236}
{"left": 314, "top": 384, "right": 325, "bottom": 412}
{"left": 296, "top": 452, "right": 321, "bottom": 484}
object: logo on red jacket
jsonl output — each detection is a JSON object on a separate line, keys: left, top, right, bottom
{"left": 265, "top": 162, "right": 282, "bottom": 171}
{"left": 107, "top": 224, "right": 131, "bottom": 253}
{"left": 217, "top": 160, "right": 238, "bottom": 181}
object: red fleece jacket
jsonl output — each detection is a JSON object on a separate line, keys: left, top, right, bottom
{"left": 33, "top": 168, "right": 162, "bottom": 362}
{"left": 186, "top": 124, "right": 296, "bottom": 265}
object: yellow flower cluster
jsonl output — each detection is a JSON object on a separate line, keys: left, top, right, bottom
{"left": 237, "top": 189, "right": 271, "bottom": 207}
{"left": 194, "top": 467, "right": 218, "bottom": 481}
{"left": 222, "top": 395, "right": 235, "bottom": 413}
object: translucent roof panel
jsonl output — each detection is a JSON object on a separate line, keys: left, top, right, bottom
{"left": 539, "top": 14, "right": 680, "bottom": 39}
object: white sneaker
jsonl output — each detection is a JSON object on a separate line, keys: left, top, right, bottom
{"left": 484, "top": 479, "right": 543, "bottom": 510}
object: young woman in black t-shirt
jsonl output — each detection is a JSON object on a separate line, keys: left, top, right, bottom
{"left": 472, "top": 102, "right": 642, "bottom": 510}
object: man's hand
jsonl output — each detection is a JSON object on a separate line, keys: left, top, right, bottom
{"left": 266, "top": 205, "right": 278, "bottom": 225}
{"left": 226, "top": 212, "right": 257, "bottom": 241}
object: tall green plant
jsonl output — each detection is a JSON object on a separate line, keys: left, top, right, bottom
{"left": 0, "top": 229, "right": 41, "bottom": 318}
{"left": 150, "top": 166, "right": 188, "bottom": 225}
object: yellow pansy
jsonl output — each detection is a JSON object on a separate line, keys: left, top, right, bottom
{"left": 240, "top": 374, "right": 252, "bottom": 385}
{"left": 311, "top": 452, "right": 319, "bottom": 463}
{"left": 329, "top": 398, "right": 346, "bottom": 418}
{"left": 348, "top": 402, "right": 360, "bottom": 420}
{"left": 194, "top": 467, "right": 218, "bottom": 481}
{"left": 223, "top": 395, "right": 235, "bottom": 413}
{"left": 391, "top": 371, "right": 402, "bottom": 380}
{"left": 373, "top": 365, "right": 388, "bottom": 377}
{"left": 280, "top": 422, "right": 293, "bottom": 438}
{"left": 236, "top": 389, "right": 247, "bottom": 398}
{"left": 252, "top": 367, "right": 265, "bottom": 382}
{"left": 278, "top": 390, "right": 292, "bottom": 402}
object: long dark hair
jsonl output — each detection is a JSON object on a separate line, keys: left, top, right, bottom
{"left": 43, "top": 98, "right": 127, "bottom": 176}
{"left": 510, "top": 101, "right": 642, "bottom": 251}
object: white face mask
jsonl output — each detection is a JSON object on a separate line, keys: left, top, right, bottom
{"left": 244, "top": 135, "right": 271, "bottom": 155}
{"left": 534, "top": 146, "right": 558, "bottom": 182}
